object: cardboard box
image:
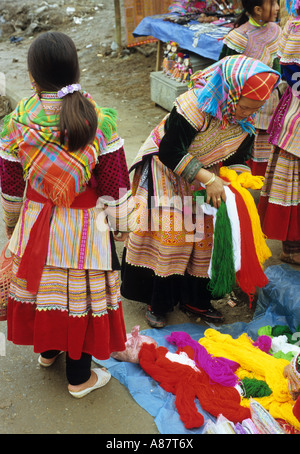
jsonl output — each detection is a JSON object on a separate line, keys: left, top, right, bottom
{"left": 150, "top": 54, "right": 214, "bottom": 111}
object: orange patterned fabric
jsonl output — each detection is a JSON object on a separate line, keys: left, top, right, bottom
{"left": 241, "top": 72, "right": 279, "bottom": 100}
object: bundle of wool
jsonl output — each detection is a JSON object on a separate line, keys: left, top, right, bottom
{"left": 220, "top": 166, "right": 271, "bottom": 266}
{"left": 241, "top": 377, "right": 273, "bottom": 398}
{"left": 253, "top": 335, "right": 272, "bottom": 354}
{"left": 138, "top": 342, "right": 250, "bottom": 429}
{"left": 193, "top": 189, "right": 236, "bottom": 298}
{"left": 166, "top": 331, "right": 239, "bottom": 387}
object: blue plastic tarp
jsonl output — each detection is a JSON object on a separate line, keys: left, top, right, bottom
{"left": 133, "top": 14, "right": 227, "bottom": 61}
{"left": 94, "top": 264, "right": 300, "bottom": 434}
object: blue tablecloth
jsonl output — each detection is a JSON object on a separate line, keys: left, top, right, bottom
{"left": 133, "top": 14, "right": 229, "bottom": 61}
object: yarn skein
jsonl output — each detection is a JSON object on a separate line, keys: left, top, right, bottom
{"left": 167, "top": 331, "right": 240, "bottom": 387}
{"left": 219, "top": 167, "right": 271, "bottom": 265}
{"left": 241, "top": 377, "right": 273, "bottom": 398}
{"left": 193, "top": 189, "right": 236, "bottom": 298}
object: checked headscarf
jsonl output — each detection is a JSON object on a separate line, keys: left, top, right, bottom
{"left": 189, "top": 55, "right": 280, "bottom": 134}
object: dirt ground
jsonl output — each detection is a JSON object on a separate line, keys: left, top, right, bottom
{"left": 0, "top": 0, "right": 291, "bottom": 435}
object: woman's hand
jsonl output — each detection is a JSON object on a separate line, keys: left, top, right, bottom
{"left": 195, "top": 169, "right": 227, "bottom": 208}
{"left": 113, "top": 231, "right": 129, "bottom": 242}
{"left": 205, "top": 176, "right": 227, "bottom": 208}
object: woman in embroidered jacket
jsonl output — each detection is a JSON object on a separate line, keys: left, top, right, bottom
{"left": 219, "top": 0, "right": 282, "bottom": 176}
{"left": 0, "top": 32, "right": 137, "bottom": 398}
{"left": 258, "top": 1, "right": 300, "bottom": 266}
{"left": 121, "top": 55, "right": 280, "bottom": 328}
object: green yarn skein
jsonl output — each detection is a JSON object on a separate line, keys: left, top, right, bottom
{"left": 193, "top": 190, "right": 236, "bottom": 298}
{"left": 272, "top": 325, "right": 293, "bottom": 343}
{"left": 241, "top": 377, "right": 272, "bottom": 398}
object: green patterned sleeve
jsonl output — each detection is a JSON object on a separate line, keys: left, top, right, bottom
{"left": 219, "top": 43, "right": 239, "bottom": 60}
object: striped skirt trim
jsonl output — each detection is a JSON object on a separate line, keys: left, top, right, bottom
{"left": 260, "top": 147, "right": 300, "bottom": 207}
{"left": 125, "top": 213, "right": 214, "bottom": 278}
{"left": 251, "top": 130, "right": 273, "bottom": 164}
{"left": 258, "top": 147, "right": 300, "bottom": 241}
{"left": 9, "top": 255, "right": 121, "bottom": 317}
{"left": 247, "top": 130, "right": 273, "bottom": 177}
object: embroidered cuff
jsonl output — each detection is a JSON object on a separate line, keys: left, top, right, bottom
{"left": 174, "top": 155, "right": 203, "bottom": 183}
{"left": 1, "top": 194, "right": 23, "bottom": 227}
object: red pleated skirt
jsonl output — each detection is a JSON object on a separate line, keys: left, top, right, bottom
{"left": 7, "top": 255, "right": 126, "bottom": 360}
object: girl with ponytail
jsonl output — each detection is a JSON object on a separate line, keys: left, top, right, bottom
{"left": 219, "top": 0, "right": 282, "bottom": 176}
{"left": 0, "top": 32, "right": 137, "bottom": 398}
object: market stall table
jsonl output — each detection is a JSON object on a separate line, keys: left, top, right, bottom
{"left": 133, "top": 14, "right": 231, "bottom": 69}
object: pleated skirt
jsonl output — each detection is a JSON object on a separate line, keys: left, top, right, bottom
{"left": 7, "top": 255, "right": 127, "bottom": 360}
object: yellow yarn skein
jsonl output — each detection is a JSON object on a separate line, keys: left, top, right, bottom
{"left": 219, "top": 167, "right": 271, "bottom": 265}
{"left": 237, "top": 172, "right": 265, "bottom": 190}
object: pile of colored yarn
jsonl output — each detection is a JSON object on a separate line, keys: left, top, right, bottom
{"left": 258, "top": 324, "right": 300, "bottom": 361}
{"left": 166, "top": 331, "right": 239, "bottom": 387}
{"left": 198, "top": 328, "right": 300, "bottom": 430}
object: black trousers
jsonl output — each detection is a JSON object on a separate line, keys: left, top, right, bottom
{"left": 283, "top": 240, "right": 300, "bottom": 254}
{"left": 42, "top": 350, "right": 92, "bottom": 385}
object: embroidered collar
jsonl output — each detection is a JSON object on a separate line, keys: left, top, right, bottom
{"left": 249, "top": 16, "right": 267, "bottom": 27}
{"left": 40, "top": 91, "right": 60, "bottom": 100}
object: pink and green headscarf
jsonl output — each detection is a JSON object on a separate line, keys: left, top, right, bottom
{"left": 189, "top": 55, "right": 280, "bottom": 134}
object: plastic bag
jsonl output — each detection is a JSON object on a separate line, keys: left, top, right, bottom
{"left": 250, "top": 399, "right": 286, "bottom": 434}
{"left": 111, "top": 325, "right": 158, "bottom": 363}
{"left": 202, "top": 415, "right": 236, "bottom": 434}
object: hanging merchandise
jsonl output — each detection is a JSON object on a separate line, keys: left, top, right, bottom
{"left": 169, "top": 0, "right": 203, "bottom": 15}
{"left": 169, "top": 0, "right": 191, "bottom": 14}
{"left": 193, "top": 168, "right": 270, "bottom": 302}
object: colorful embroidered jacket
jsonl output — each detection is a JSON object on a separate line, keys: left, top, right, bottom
{"left": 220, "top": 20, "right": 281, "bottom": 70}
{"left": 0, "top": 93, "right": 137, "bottom": 271}
{"left": 267, "top": 18, "right": 300, "bottom": 158}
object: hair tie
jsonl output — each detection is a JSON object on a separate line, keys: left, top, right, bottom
{"left": 57, "top": 83, "right": 81, "bottom": 98}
